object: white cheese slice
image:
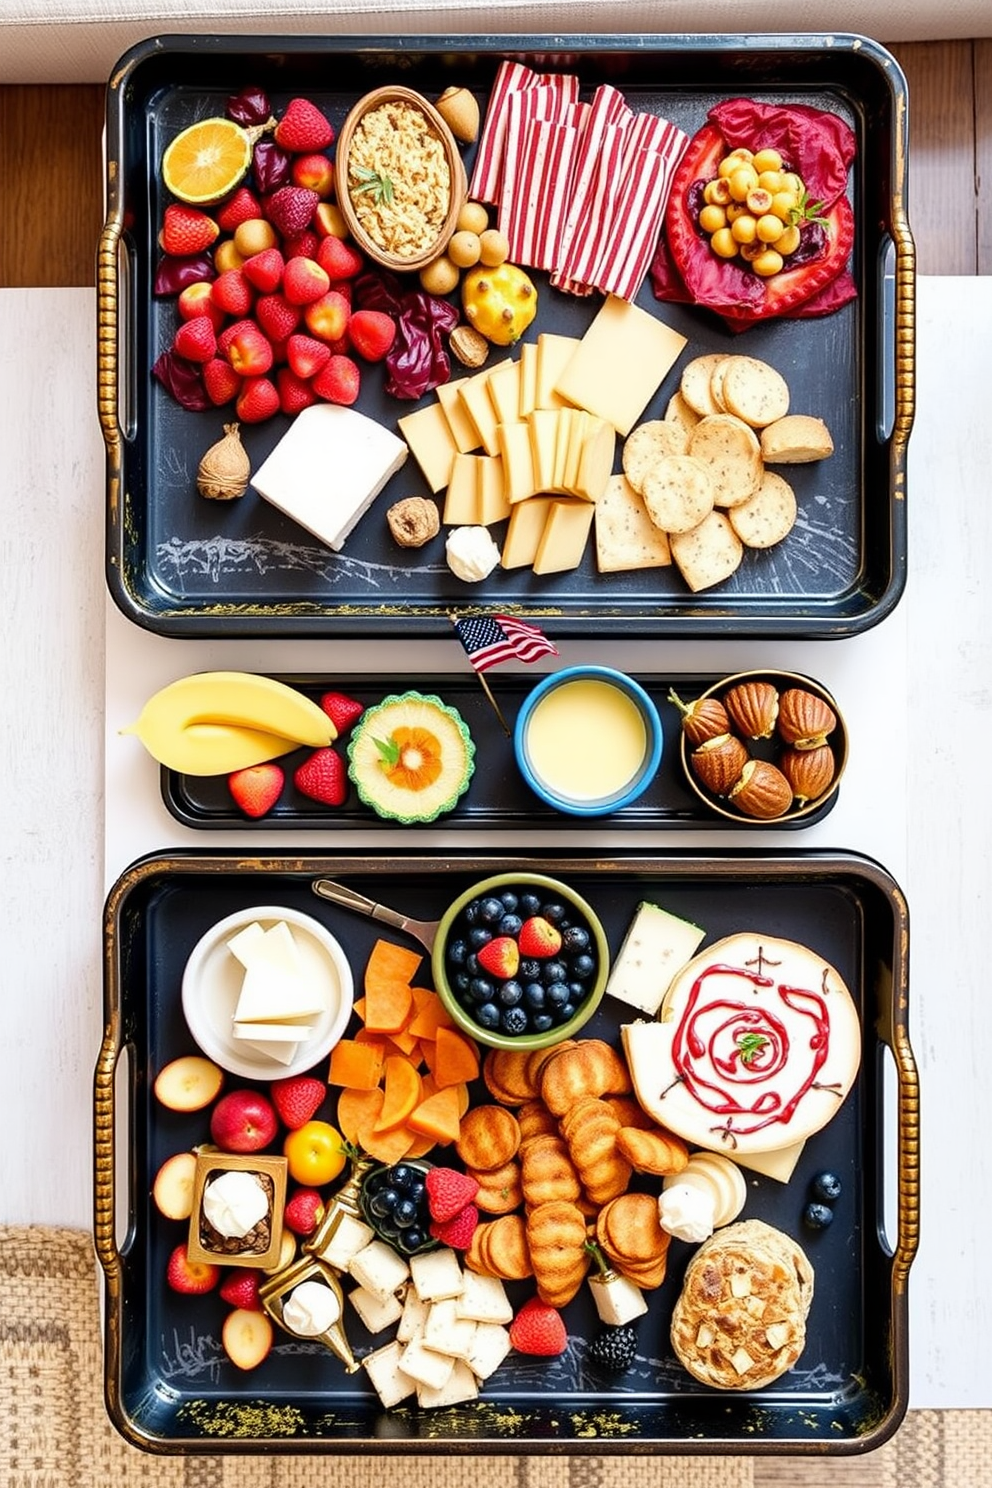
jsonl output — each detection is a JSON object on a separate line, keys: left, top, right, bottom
{"left": 397, "top": 1335, "right": 456, "bottom": 1390}
{"left": 348, "top": 1239, "right": 410, "bottom": 1303}
{"left": 554, "top": 296, "right": 688, "bottom": 436}
{"left": 733, "top": 1140, "right": 805, "bottom": 1184}
{"left": 251, "top": 402, "right": 407, "bottom": 552}
{"left": 362, "top": 1340, "right": 417, "bottom": 1409}
{"left": 314, "top": 1212, "right": 375, "bottom": 1271}
{"left": 455, "top": 1271, "right": 513, "bottom": 1325}
{"left": 605, "top": 901, "right": 706, "bottom": 1016}
{"left": 226, "top": 920, "right": 265, "bottom": 968}
{"left": 231, "top": 1020, "right": 314, "bottom": 1041}
{"left": 409, "top": 1247, "right": 464, "bottom": 1303}
{"left": 465, "top": 1322, "right": 512, "bottom": 1381}
{"left": 416, "top": 1358, "right": 479, "bottom": 1408}
{"left": 349, "top": 1284, "right": 405, "bottom": 1335}
{"left": 396, "top": 1286, "right": 431, "bottom": 1343}
{"left": 423, "top": 1298, "right": 478, "bottom": 1360}
{"left": 233, "top": 957, "right": 327, "bottom": 1024}
{"left": 238, "top": 1037, "right": 301, "bottom": 1065}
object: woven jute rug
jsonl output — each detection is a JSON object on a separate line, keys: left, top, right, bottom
{"left": 1, "top": 1228, "right": 988, "bottom": 1488}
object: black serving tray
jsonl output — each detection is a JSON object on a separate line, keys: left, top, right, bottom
{"left": 96, "top": 849, "right": 917, "bottom": 1454}
{"left": 101, "top": 33, "right": 912, "bottom": 639}
{"left": 162, "top": 672, "right": 841, "bottom": 831}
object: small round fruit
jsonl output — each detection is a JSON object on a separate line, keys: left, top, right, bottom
{"left": 222, "top": 1307, "right": 274, "bottom": 1370}
{"left": 698, "top": 203, "right": 727, "bottom": 234}
{"left": 283, "top": 1120, "right": 347, "bottom": 1186}
{"left": 419, "top": 254, "right": 460, "bottom": 295}
{"left": 710, "top": 227, "right": 738, "bottom": 259}
{"left": 755, "top": 213, "right": 785, "bottom": 244}
{"left": 751, "top": 248, "right": 784, "bottom": 278}
{"left": 730, "top": 214, "right": 758, "bottom": 246}
{"left": 703, "top": 177, "right": 732, "bottom": 205}
{"left": 728, "top": 164, "right": 759, "bottom": 201}
{"left": 812, "top": 1171, "right": 843, "bottom": 1203}
{"left": 152, "top": 1151, "right": 198, "bottom": 1220}
{"left": 213, "top": 240, "right": 246, "bottom": 273}
{"left": 457, "top": 199, "right": 489, "bottom": 235}
{"left": 210, "top": 1089, "right": 279, "bottom": 1153}
{"left": 448, "top": 230, "right": 482, "bottom": 268}
{"left": 777, "top": 223, "right": 802, "bottom": 255}
{"left": 745, "top": 187, "right": 773, "bottom": 215}
{"left": 234, "top": 218, "right": 279, "bottom": 257}
{"left": 803, "top": 1201, "right": 835, "bottom": 1231}
{"left": 478, "top": 228, "right": 510, "bottom": 267}
{"left": 752, "top": 147, "right": 784, "bottom": 174}
{"left": 161, "top": 117, "right": 253, "bottom": 205}
{"left": 718, "top": 148, "right": 753, "bottom": 178}
{"left": 153, "top": 1054, "right": 224, "bottom": 1112}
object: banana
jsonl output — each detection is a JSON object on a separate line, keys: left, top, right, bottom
{"left": 121, "top": 671, "right": 336, "bottom": 775}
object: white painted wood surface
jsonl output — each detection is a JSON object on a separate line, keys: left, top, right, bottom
{"left": 0, "top": 282, "right": 988, "bottom": 1408}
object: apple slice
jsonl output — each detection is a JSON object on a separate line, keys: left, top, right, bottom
{"left": 152, "top": 1151, "right": 198, "bottom": 1220}
{"left": 222, "top": 1307, "right": 274, "bottom": 1370}
{"left": 154, "top": 1055, "right": 224, "bottom": 1112}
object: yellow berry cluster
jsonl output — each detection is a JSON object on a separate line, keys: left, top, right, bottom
{"left": 696, "top": 147, "right": 823, "bottom": 278}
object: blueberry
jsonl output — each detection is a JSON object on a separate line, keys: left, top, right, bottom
{"left": 403, "top": 1228, "right": 427, "bottom": 1253}
{"left": 447, "top": 938, "right": 468, "bottom": 966}
{"left": 470, "top": 976, "right": 495, "bottom": 1003}
{"left": 543, "top": 960, "right": 567, "bottom": 984}
{"left": 570, "top": 953, "right": 597, "bottom": 980}
{"left": 452, "top": 970, "right": 470, "bottom": 993}
{"left": 519, "top": 893, "right": 542, "bottom": 917}
{"left": 555, "top": 1002, "right": 577, "bottom": 1023}
{"left": 463, "top": 899, "right": 482, "bottom": 925}
{"left": 545, "top": 981, "right": 570, "bottom": 1008}
{"left": 370, "top": 1188, "right": 398, "bottom": 1218}
{"left": 407, "top": 1179, "right": 425, "bottom": 1206}
{"left": 479, "top": 896, "right": 504, "bottom": 924}
{"left": 499, "top": 891, "right": 519, "bottom": 912}
{"left": 498, "top": 979, "right": 524, "bottom": 1007}
{"left": 524, "top": 982, "right": 546, "bottom": 1010}
{"left": 469, "top": 926, "right": 493, "bottom": 949}
{"left": 499, "top": 913, "right": 523, "bottom": 937}
{"left": 475, "top": 1002, "right": 501, "bottom": 1029}
{"left": 567, "top": 981, "right": 585, "bottom": 1000}
{"left": 520, "top": 958, "right": 542, "bottom": 982}
{"left": 391, "top": 1165, "right": 415, "bottom": 1190}
{"left": 501, "top": 1006, "right": 529, "bottom": 1035}
{"left": 531, "top": 1013, "right": 554, "bottom": 1034}
{"left": 812, "top": 1171, "right": 842, "bottom": 1203}
{"left": 542, "top": 901, "right": 567, "bottom": 924}
{"left": 562, "top": 925, "right": 591, "bottom": 953}
{"left": 466, "top": 953, "right": 480, "bottom": 976}
{"left": 803, "top": 1202, "right": 834, "bottom": 1231}
{"left": 394, "top": 1198, "right": 419, "bottom": 1228}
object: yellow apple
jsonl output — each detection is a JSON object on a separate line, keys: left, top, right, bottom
{"left": 283, "top": 1120, "right": 346, "bottom": 1186}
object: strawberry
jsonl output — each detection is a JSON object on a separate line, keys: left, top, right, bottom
{"left": 425, "top": 1166, "right": 480, "bottom": 1223}
{"left": 293, "top": 746, "right": 347, "bottom": 805}
{"left": 265, "top": 185, "right": 319, "bottom": 238}
{"left": 311, "top": 353, "right": 360, "bottom": 406}
{"left": 161, "top": 203, "right": 219, "bottom": 256}
{"left": 255, "top": 291, "right": 301, "bottom": 343}
{"left": 304, "top": 289, "right": 351, "bottom": 344}
{"left": 219, "top": 1269, "right": 262, "bottom": 1310}
{"left": 211, "top": 267, "right": 255, "bottom": 318}
{"left": 242, "top": 247, "right": 285, "bottom": 294}
{"left": 276, "top": 366, "right": 317, "bottom": 417}
{"left": 430, "top": 1202, "right": 479, "bottom": 1250}
{"left": 202, "top": 357, "right": 242, "bottom": 406}
{"left": 318, "top": 690, "right": 364, "bottom": 733}
{"left": 274, "top": 98, "right": 335, "bottom": 153}
{"left": 215, "top": 186, "right": 262, "bottom": 232}
{"left": 172, "top": 314, "right": 217, "bottom": 363}
{"left": 271, "top": 1074, "right": 327, "bottom": 1130}
{"left": 316, "top": 234, "right": 365, "bottom": 280}
{"left": 165, "top": 1242, "right": 220, "bottom": 1296}
{"left": 347, "top": 308, "right": 396, "bottom": 363}
{"left": 284, "top": 1187, "right": 325, "bottom": 1236}
{"left": 509, "top": 1296, "right": 568, "bottom": 1357}
{"left": 518, "top": 916, "right": 562, "bottom": 959}
{"left": 235, "top": 374, "right": 280, "bottom": 423}
{"left": 286, "top": 332, "right": 331, "bottom": 381}
{"left": 177, "top": 280, "right": 225, "bottom": 330}
{"left": 219, "top": 319, "right": 274, "bottom": 377}
{"left": 282, "top": 255, "right": 330, "bottom": 307}
{"left": 477, "top": 935, "right": 520, "bottom": 980}
{"left": 283, "top": 228, "right": 320, "bottom": 261}
{"left": 227, "top": 762, "right": 284, "bottom": 818}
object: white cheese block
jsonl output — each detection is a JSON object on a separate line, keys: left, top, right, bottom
{"left": 455, "top": 1271, "right": 513, "bottom": 1325}
{"left": 605, "top": 901, "right": 706, "bottom": 1016}
{"left": 397, "top": 1335, "right": 456, "bottom": 1390}
{"left": 238, "top": 1037, "right": 301, "bottom": 1065}
{"left": 226, "top": 920, "right": 265, "bottom": 968}
{"left": 409, "top": 1247, "right": 464, "bottom": 1303}
{"left": 416, "top": 1358, "right": 479, "bottom": 1408}
{"left": 349, "top": 1284, "right": 405, "bottom": 1335}
{"left": 423, "top": 1298, "right": 478, "bottom": 1360}
{"left": 588, "top": 1272, "right": 648, "bottom": 1327}
{"left": 251, "top": 402, "right": 408, "bottom": 552}
{"left": 315, "top": 1213, "right": 375, "bottom": 1271}
{"left": 466, "top": 1322, "right": 512, "bottom": 1381}
{"left": 232, "top": 1019, "right": 314, "bottom": 1042}
{"left": 733, "top": 1140, "right": 805, "bottom": 1184}
{"left": 233, "top": 956, "right": 326, "bottom": 1024}
{"left": 348, "top": 1240, "right": 410, "bottom": 1303}
{"left": 362, "top": 1340, "right": 417, "bottom": 1409}
{"left": 396, "top": 1285, "right": 431, "bottom": 1343}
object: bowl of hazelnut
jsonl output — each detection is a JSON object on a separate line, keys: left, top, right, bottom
{"left": 672, "top": 669, "right": 848, "bottom": 825}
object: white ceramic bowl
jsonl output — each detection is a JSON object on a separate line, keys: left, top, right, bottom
{"left": 181, "top": 905, "right": 354, "bottom": 1080}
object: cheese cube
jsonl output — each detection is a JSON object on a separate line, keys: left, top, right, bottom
{"left": 226, "top": 921, "right": 265, "bottom": 968}
{"left": 605, "top": 901, "right": 706, "bottom": 1016}
{"left": 518, "top": 341, "right": 539, "bottom": 419}
{"left": 397, "top": 1335, "right": 456, "bottom": 1389}
{"left": 397, "top": 402, "right": 458, "bottom": 494}
{"left": 478, "top": 455, "right": 511, "bottom": 525}
{"left": 455, "top": 1271, "right": 513, "bottom": 1325}
{"left": 501, "top": 496, "right": 555, "bottom": 570}
{"left": 349, "top": 1284, "right": 405, "bottom": 1334}
{"left": 314, "top": 1213, "right": 375, "bottom": 1271}
{"left": 363, "top": 1340, "right": 417, "bottom": 1409}
{"left": 536, "top": 333, "right": 579, "bottom": 410}
{"left": 466, "top": 1322, "right": 512, "bottom": 1381}
{"left": 348, "top": 1240, "right": 409, "bottom": 1303}
{"left": 436, "top": 377, "right": 482, "bottom": 454}
{"left": 443, "top": 453, "right": 481, "bottom": 525}
{"left": 424, "top": 1298, "right": 478, "bottom": 1360}
{"left": 555, "top": 296, "right": 688, "bottom": 435}
{"left": 252, "top": 403, "right": 408, "bottom": 551}
{"left": 497, "top": 421, "right": 537, "bottom": 504}
{"left": 589, "top": 1272, "right": 648, "bottom": 1326}
{"left": 487, "top": 360, "right": 522, "bottom": 428}
{"left": 416, "top": 1358, "right": 479, "bottom": 1408}
{"left": 532, "top": 498, "right": 595, "bottom": 576}
{"left": 409, "top": 1247, "right": 463, "bottom": 1302}
{"left": 396, "top": 1285, "right": 431, "bottom": 1343}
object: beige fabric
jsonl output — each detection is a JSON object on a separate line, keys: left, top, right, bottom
{"left": 0, "top": 2, "right": 989, "bottom": 84}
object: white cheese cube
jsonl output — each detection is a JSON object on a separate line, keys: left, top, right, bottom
{"left": 226, "top": 920, "right": 265, "bottom": 968}
{"left": 362, "top": 1340, "right": 417, "bottom": 1409}
{"left": 416, "top": 1359, "right": 479, "bottom": 1409}
{"left": 605, "top": 901, "right": 706, "bottom": 1016}
{"left": 396, "top": 1285, "right": 431, "bottom": 1344}
{"left": 409, "top": 1247, "right": 463, "bottom": 1303}
{"left": 423, "top": 1299, "right": 478, "bottom": 1360}
{"left": 314, "top": 1213, "right": 375, "bottom": 1271}
{"left": 396, "top": 1336, "right": 456, "bottom": 1390}
{"left": 349, "top": 1284, "right": 405, "bottom": 1334}
{"left": 589, "top": 1272, "right": 649, "bottom": 1327}
{"left": 466, "top": 1322, "right": 512, "bottom": 1381}
{"left": 455, "top": 1271, "right": 513, "bottom": 1325}
{"left": 348, "top": 1240, "right": 409, "bottom": 1303}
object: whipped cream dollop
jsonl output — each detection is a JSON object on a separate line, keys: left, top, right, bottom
{"left": 657, "top": 1182, "right": 715, "bottom": 1243}
{"left": 445, "top": 525, "right": 501, "bottom": 582}
{"left": 283, "top": 1279, "right": 341, "bottom": 1337}
{"left": 202, "top": 1170, "right": 269, "bottom": 1239}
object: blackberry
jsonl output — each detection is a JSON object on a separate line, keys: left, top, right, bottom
{"left": 588, "top": 1326, "right": 638, "bottom": 1374}
{"left": 520, "top": 958, "right": 542, "bottom": 982}
{"left": 501, "top": 1006, "right": 529, "bottom": 1035}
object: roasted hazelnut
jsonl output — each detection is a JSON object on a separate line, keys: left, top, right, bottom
{"left": 669, "top": 688, "right": 731, "bottom": 747}
{"left": 690, "top": 733, "right": 749, "bottom": 795}
{"left": 722, "top": 679, "right": 780, "bottom": 740}
{"left": 728, "top": 759, "right": 794, "bottom": 819}
{"left": 777, "top": 687, "right": 837, "bottom": 748}
{"left": 780, "top": 744, "right": 835, "bottom": 805}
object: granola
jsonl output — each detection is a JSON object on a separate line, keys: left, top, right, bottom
{"left": 347, "top": 99, "right": 451, "bottom": 258}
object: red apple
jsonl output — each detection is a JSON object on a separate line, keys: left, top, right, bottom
{"left": 177, "top": 279, "right": 225, "bottom": 330}
{"left": 291, "top": 152, "right": 335, "bottom": 198}
{"left": 209, "top": 1089, "right": 278, "bottom": 1153}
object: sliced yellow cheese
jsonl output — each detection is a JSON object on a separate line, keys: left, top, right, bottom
{"left": 562, "top": 409, "right": 592, "bottom": 493}
{"left": 460, "top": 364, "right": 508, "bottom": 456}
{"left": 501, "top": 496, "right": 555, "bottom": 569}
{"left": 573, "top": 415, "right": 616, "bottom": 502}
{"left": 732, "top": 1141, "right": 805, "bottom": 1184}
{"left": 397, "top": 402, "right": 458, "bottom": 494}
{"left": 443, "top": 453, "right": 481, "bottom": 525}
{"left": 497, "top": 421, "right": 537, "bottom": 504}
{"left": 528, "top": 409, "right": 559, "bottom": 493}
{"left": 555, "top": 296, "right": 688, "bottom": 435}
{"left": 518, "top": 341, "right": 539, "bottom": 419}
{"left": 536, "top": 333, "right": 579, "bottom": 410}
{"left": 552, "top": 408, "right": 579, "bottom": 493}
{"left": 532, "top": 498, "right": 595, "bottom": 575}
{"left": 478, "top": 455, "right": 511, "bottom": 525}
{"left": 436, "top": 376, "right": 482, "bottom": 454}
{"left": 487, "top": 360, "right": 522, "bottom": 429}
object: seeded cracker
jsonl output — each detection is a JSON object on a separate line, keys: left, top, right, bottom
{"left": 760, "top": 414, "right": 835, "bottom": 463}
{"left": 687, "top": 414, "right": 763, "bottom": 508}
{"left": 669, "top": 510, "right": 744, "bottom": 592}
{"left": 641, "top": 454, "right": 715, "bottom": 535}
{"left": 679, "top": 353, "right": 727, "bottom": 418}
{"left": 722, "top": 355, "right": 791, "bottom": 428}
{"left": 729, "top": 470, "right": 798, "bottom": 548}
{"left": 595, "top": 474, "right": 673, "bottom": 572}
{"left": 622, "top": 419, "right": 689, "bottom": 492}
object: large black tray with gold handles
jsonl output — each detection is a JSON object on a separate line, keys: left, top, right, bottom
{"left": 100, "top": 33, "right": 912, "bottom": 638}
{"left": 96, "top": 849, "right": 917, "bottom": 1454}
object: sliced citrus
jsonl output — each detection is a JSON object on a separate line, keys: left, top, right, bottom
{"left": 162, "top": 117, "right": 253, "bottom": 205}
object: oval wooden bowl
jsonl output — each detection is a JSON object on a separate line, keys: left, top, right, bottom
{"left": 334, "top": 86, "right": 467, "bottom": 273}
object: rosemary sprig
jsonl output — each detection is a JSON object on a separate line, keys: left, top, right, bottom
{"left": 352, "top": 166, "right": 395, "bottom": 206}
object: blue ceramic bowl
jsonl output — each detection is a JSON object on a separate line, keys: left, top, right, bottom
{"left": 513, "top": 665, "right": 663, "bottom": 817}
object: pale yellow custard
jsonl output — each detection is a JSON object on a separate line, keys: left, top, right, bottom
{"left": 525, "top": 678, "right": 648, "bottom": 802}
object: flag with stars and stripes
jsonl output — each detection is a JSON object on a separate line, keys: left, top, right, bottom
{"left": 453, "top": 614, "right": 559, "bottom": 673}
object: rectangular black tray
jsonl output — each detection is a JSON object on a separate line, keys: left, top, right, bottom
{"left": 101, "top": 33, "right": 912, "bottom": 639}
{"left": 96, "top": 849, "right": 917, "bottom": 1454}
{"left": 162, "top": 672, "right": 839, "bottom": 831}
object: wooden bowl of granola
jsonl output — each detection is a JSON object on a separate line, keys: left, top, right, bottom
{"left": 334, "top": 86, "right": 467, "bottom": 273}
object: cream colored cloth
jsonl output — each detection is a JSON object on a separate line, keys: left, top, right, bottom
{"left": 0, "top": 0, "right": 989, "bottom": 84}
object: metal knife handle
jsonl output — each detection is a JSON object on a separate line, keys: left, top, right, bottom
{"left": 311, "top": 878, "right": 437, "bottom": 950}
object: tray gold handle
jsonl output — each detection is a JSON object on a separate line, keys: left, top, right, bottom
{"left": 93, "top": 1000, "right": 123, "bottom": 1285}
{"left": 97, "top": 207, "right": 124, "bottom": 474}
{"left": 891, "top": 1016, "right": 920, "bottom": 1295}
{"left": 890, "top": 210, "right": 916, "bottom": 464}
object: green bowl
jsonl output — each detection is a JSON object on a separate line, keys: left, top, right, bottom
{"left": 431, "top": 872, "right": 610, "bottom": 1052}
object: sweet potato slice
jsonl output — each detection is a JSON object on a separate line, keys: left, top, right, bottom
{"left": 433, "top": 1025, "right": 480, "bottom": 1089}
{"left": 407, "top": 989, "right": 456, "bottom": 1041}
{"left": 407, "top": 1085, "right": 462, "bottom": 1145}
{"left": 374, "top": 1055, "right": 422, "bottom": 1133}
{"left": 336, "top": 1086, "right": 384, "bottom": 1148}
{"left": 361, "top": 1122, "right": 417, "bottom": 1165}
{"left": 328, "top": 1037, "right": 385, "bottom": 1091}
{"left": 364, "top": 940, "right": 422, "bottom": 1034}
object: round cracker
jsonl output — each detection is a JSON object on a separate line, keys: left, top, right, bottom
{"left": 679, "top": 353, "right": 727, "bottom": 417}
{"left": 669, "top": 510, "right": 744, "bottom": 593}
{"left": 665, "top": 390, "right": 702, "bottom": 443}
{"left": 721, "top": 355, "right": 790, "bottom": 428}
{"left": 728, "top": 469, "right": 797, "bottom": 548}
{"left": 641, "top": 454, "right": 715, "bottom": 535}
{"left": 621, "top": 419, "right": 688, "bottom": 492}
{"left": 708, "top": 355, "right": 734, "bottom": 413}
{"left": 687, "top": 414, "right": 763, "bottom": 508}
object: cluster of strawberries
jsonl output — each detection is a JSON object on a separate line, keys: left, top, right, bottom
{"left": 227, "top": 688, "right": 364, "bottom": 817}
{"left": 161, "top": 98, "right": 397, "bottom": 422}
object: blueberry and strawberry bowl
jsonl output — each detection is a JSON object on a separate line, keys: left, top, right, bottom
{"left": 432, "top": 873, "right": 609, "bottom": 1050}
{"left": 359, "top": 1159, "right": 438, "bottom": 1256}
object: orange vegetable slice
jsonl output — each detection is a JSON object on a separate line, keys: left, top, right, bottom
{"left": 374, "top": 1056, "right": 422, "bottom": 1132}
{"left": 433, "top": 1025, "right": 480, "bottom": 1088}
{"left": 407, "top": 989, "right": 456, "bottom": 1041}
{"left": 362, "top": 1123, "right": 417, "bottom": 1165}
{"left": 336, "top": 1086, "right": 384, "bottom": 1148}
{"left": 328, "top": 1038, "right": 385, "bottom": 1091}
{"left": 407, "top": 1085, "right": 462, "bottom": 1145}
{"left": 364, "top": 940, "right": 422, "bottom": 1032}
{"left": 161, "top": 118, "right": 253, "bottom": 205}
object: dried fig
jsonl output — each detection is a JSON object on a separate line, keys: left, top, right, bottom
{"left": 722, "top": 679, "right": 779, "bottom": 739}
{"left": 728, "top": 759, "right": 793, "bottom": 819}
{"left": 690, "top": 733, "right": 749, "bottom": 795}
{"left": 386, "top": 496, "right": 440, "bottom": 548}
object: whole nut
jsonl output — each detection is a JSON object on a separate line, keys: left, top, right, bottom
{"left": 434, "top": 86, "right": 480, "bottom": 144}
{"left": 449, "top": 323, "right": 489, "bottom": 368}
{"left": 690, "top": 733, "right": 749, "bottom": 795}
{"left": 777, "top": 687, "right": 837, "bottom": 748}
{"left": 728, "top": 759, "right": 794, "bottom": 819}
{"left": 386, "top": 496, "right": 440, "bottom": 548}
{"left": 669, "top": 689, "right": 731, "bottom": 747}
{"left": 722, "top": 680, "right": 780, "bottom": 739}
{"left": 780, "top": 744, "right": 836, "bottom": 805}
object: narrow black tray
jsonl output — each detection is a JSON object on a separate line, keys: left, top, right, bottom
{"left": 162, "top": 672, "right": 840, "bottom": 830}
{"left": 101, "top": 33, "right": 912, "bottom": 638}
{"left": 96, "top": 849, "right": 917, "bottom": 1455}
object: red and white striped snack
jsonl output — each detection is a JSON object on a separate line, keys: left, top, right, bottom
{"left": 498, "top": 81, "right": 580, "bottom": 266}
{"left": 593, "top": 115, "right": 688, "bottom": 299}
{"left": 470, "top": 60, "right": 540, "bottom": 204}
{"left": 556, "top": 116, "right": 629, "bottom": 290}
{"left": 552, "top": 84, "right": 630, "bottom": 291}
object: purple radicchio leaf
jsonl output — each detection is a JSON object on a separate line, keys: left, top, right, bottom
{"left": 227, "top": 87, "right": 272, "bottom": 127}
{"left": 355, "top": 270, "right": 459, "bottom": 400}
{"left": 151, "top": 350, "right": 211, "bottom": 411}
{"left": 252, "top": 139, "right": 292, "bottom": 195}
{"left": 153, "top": 253, "right": 215, "bottom": 297}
